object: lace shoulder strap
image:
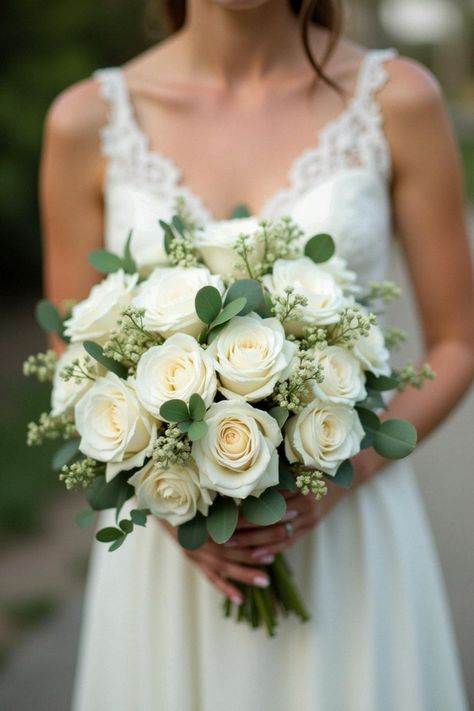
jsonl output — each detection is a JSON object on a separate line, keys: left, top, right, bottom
{"left": 93, "top": 67, "right": 142, "bottom": 161}
{"left": 354, "top": 48, "right": 398, "bottom": 109}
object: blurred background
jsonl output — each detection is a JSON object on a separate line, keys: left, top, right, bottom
{"left": 1, "top": 0, "right": 473, "bottom": 708}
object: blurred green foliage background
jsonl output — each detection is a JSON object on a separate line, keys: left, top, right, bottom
{"left": 1, "top": 0, "right": 473, "bottom": 539}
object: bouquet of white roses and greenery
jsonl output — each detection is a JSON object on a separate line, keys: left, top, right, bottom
{"left": 24, "top": 199, "right": 434, "bottom": 636}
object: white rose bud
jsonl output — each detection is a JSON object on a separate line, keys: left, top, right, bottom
{"left": 63, "top": 270, "right": 138, "bottom": 343}
{"left": 75, "top": 372, "right": 157, "bottom": 481}
{"left": 51, "top": 343, "right": 101, "bottom": 416}
{"left": 192, "top": 400, "right": 282, "bottom": 499}
{"left": 262, "top": 257, "right": 345, "bottom": 335}
{"left": 194, "top": 217, "right": 262, "bottom": 281}
{"left": 207, "top": 313, "right": 297, "bottom": 402}
{"left": 353, "top": 323, "right": 391, "bottom": 377}
{"left": 133, "top": 266, "right": 224, "bottom": 338}
{"left": 311, "top": 345, "right": 366, "bottom": 406}
{"left": 135, "top": 333, "right": 217, "bottom": 419}
{"left": 285, "top": 398, "right": 364, "bottom": 476}
{"left": 128, "top": 460, "right": 213, "bottom": 526}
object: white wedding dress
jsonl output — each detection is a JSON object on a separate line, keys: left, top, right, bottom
{"left": 72, "top": 50, "right": 468, "bottom": 710}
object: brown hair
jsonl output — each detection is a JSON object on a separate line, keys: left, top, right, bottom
{"left": 159, "top": 0, "right": 343, "bottom": 89}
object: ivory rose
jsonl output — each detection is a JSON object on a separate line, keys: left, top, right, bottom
{"left": 135, "top": 334, "right": 217, "bottom": 419}
{"left": 75, "top": 372, "right": 157, "bottom": 481}
{"left": 310, "top": 345, "right": 366, "bottom": 405}
{"left": 207, "top": 313, "right": 297, "bottom": 402}
{"left": 285, "top": 398, "right": 364, "bottom": 475}
{"left": 353, "top": 322, "right": 391, "bottom": 377}
{"left": 192, "top": 400, "right": 282, "bottom": 499}
{"left": 63, "top": 270, "right": 138, "bottom": 343}
{"left": 262, "top": 257, "right": 345, "bottom": 335}
{"left": 194, "top": 217, "right": 262, "bottom": 281}
{"left": 133, "top": 266, "right": 224, "bottom": 338}
{"left": 128, "top": 460, "right": 213, "bottom": 526}
{"left": 51, "top": 343, "right": 101, "bottom": 416}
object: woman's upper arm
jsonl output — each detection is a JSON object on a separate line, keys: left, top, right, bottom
{"left": 40, "top": 79, "right": 107, "bottom": 306}
{"left": 382, "top": 57, "right": 474, "bottom": 353}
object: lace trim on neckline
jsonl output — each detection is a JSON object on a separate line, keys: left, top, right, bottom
{"left": 94, "top": 48, "right": 397, "bottom": 224}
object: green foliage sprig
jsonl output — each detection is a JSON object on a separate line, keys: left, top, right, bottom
{"left": 23, "top": 350, "right": 58, "bottom": 382}
{"left": 59, "top": 457, "right": 99, "bottom": 491}
{"left": 27, "top": 411, "right": 77, "bottom": 446}
{"left": 102, "top": 306, "right": 162, "bottom": 375}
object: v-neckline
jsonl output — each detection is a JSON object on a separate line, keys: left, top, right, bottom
{"left": 113, "top": 51, "right": 377, "bottom": 223}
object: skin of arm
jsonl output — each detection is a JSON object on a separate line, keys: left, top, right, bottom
{"left": 41, "top": 58, "right": 474, "bottom": 606}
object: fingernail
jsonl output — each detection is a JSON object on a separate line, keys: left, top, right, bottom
{"left": 283, "top": 510, "right": 298, "bottom": 521}
{"left": 254, "top": 575, "right": 270, "bottom": 588}
{"left": 251, "top": 548, "right": 269, "bottom": 560}
{"left": 231, "top": 595, "right": 243, "bottom": 605}
{"left": 260, "top": 555, "right": 275, "bottom": 564}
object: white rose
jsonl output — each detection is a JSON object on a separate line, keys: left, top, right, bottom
{"left": 128, "top": 460, "right": 213, "bottom": 526}
{"left": 311, "top": 346, "right": 366, "bottom": 405}
{"left": 285, "top": 398, "right": 364, "bottom": 476}
{"left": 262, "top": 257, "right": 345, "bottom": 335}
{"left": 207, "top": 313, "right": 297, "bottom": 402}
{"left": 353, "top": 322, "right": 391, "bottom": 377}
{"left": 135, "top": 333, "right": 217, "bottom": 419}
{"left": 64, "top": 270, "right": 138, "bottom": 343}
{"left": 51, "top": 343, "right": 102, "bottom": 416}
{"left": 318, "top": 256, "right": 361, "bottom": 296}
{"left": 192, "top": 400, "right": 282, "bottom": 499}
{"left": 75, "top": 372, "right": 157, "bottom": 481}
{"left": 133, "top": 266, "right": 224, "bottom": 338}
{"left": 194, "top": 217, "right": 262, "bottom": 280}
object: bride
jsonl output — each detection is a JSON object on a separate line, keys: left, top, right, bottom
{"left": 41, "top": 1, "right": 473, "bottom": 709}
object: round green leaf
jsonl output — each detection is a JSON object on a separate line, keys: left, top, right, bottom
{"left": 373, "top": 419, "right": 417, "bottom": 459}
{"left": 228, "top": 204, "right": 252, "bottom": 219}
{"left": 130, "top": 509, "right": 149, "bottom": 526}
{"left": 209, "top": 297, "right": 247, "bottom": 329}
{"left": 304, "top": 233, "right": 335, "bottom": 263}
{"left": 96, "top": 527, "right": 123, "bottom": 542}
{"left": 195, "top": 286, "right": 223, "bottom": 324}
{"left": 189, "top": 393, "right": 206, "bottom": 421}
{"left": 268, "top": 406, "right": 289, "bottom": 429}
{"left": 122, "top": 231, "right": 137, "bottom": 274}
{"left": 178, "top": 512, "right": 208, "bottom": 550}
{"left": 224, "top": 279, "right": 264, "bottom": 315}
{"left": 52, "top": 438, "right": 81, "bottom": 471}
{"left": 242, "top": 489, "right": 287, "bottom": 526}
{"left": 35, "top": 300, "right": 63, "bottom": 335}
{"left": 83, "top": 341, "right": 128, "bottom": 378}
{"left": 206, "top": 497, "right": 239, "bottom": 544}
{"left": 88, "top": 250, "right": 124, "bottom": 274}
{"left": 365, "top": 372, "right": 399, "bottom": 392}
{"left": 86, "top": 473, "right": 134, "bottom": 511}
{"left": 160, "top": 399, "right": 189, "bottom": 423}
{"left": 178, "top": 419, "right": 193, "bottom": 433}
{"left": 356, "top": 407, "right": 380, "bottom": 449}
{"left": 187, "top": 420, "right": 209, "bottom": 442}
{"left": 357, "top": 390, "right": 386, "bottom": 411}
{"left": 328, "top": 460, "right": 354, "bottom": 488}
{"left": 119, "top": 519, "right": 133, "bottom": 534}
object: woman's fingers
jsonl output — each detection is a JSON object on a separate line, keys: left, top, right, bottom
{"left": 196, "top": 549, "right": 271, "bottom": 588}
{"left": 191, "top": 557, "right": 244, "bottom": 604}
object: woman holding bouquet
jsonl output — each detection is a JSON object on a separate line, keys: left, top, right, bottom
{"left": 41, "top": 0, "right": 473, "bottom": 708}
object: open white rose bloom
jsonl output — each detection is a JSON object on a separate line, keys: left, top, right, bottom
{"left": 25, "top": 209, "right": 429, "bottom": 636}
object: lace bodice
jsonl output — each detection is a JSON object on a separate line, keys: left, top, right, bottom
{"left": 94, "top": 48, "right": 397, "bottom": 284}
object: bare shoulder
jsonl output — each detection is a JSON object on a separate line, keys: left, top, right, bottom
{"left": 379, "top": 56, "right": 444, "bottom": 124}
{"left": 44, "top": 77, "right": 108, "bottom": 147}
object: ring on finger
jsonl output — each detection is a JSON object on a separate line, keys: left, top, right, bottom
{"left": 284, "top": 521, "right": 295, "bottom": 538}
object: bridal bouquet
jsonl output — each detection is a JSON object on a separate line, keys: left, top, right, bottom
{"left": 24, "top": 201, "right": 433, "bottom": 636}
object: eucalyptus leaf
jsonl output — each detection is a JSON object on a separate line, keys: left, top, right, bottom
{"left": 195, "top": 286, "right": 223, "bottom": 324}
{"left": 109, "top": 536, "right": 126, "bottom": 552}
{"left": 357, "top": 390, "right": 386, "bottom": 411}
{"left": 75, "top": 509, "right": 95, "bottom": 529}
{"left": 119, "top": 519, "right": 134, "bottom": 534}
{"left": 355, "top": 407, "right": 380, "bottom": 449}
{"left": 187, "top": 420, "right": 209, "bottom": 442}
{"left": 172, "top": 214, "right": 186, "bottom": 235}
{"left": 206, "top": 497, "right": 239, "bottom": 544}
{"left": 373, "top": 419, "right": 417, "bottom": 459}
{"left": 224, "top": 279, "right": 265, "bottom": 316}
{"left": 160, "top": 399, "right": 189, "bottom": 423}
{"left": 83, "top": 341, "right": 128, "bottom": 378}
{"left": 209, "top": 297, "right": 247, "bottom": 329}
{"left": 86, "top": 472, "right": 134, "bottom": 511}
{"left": 328, "top": 459, "right": 354, "bottom": 488}
{"left": 278, "top": 460, "right": 298, "bottom": 493}
{"left": 304, "top": 233, "right": 335, "bottom": 264}
{"left": 122, "top": 231, "right": 137, "bottom": 274}
{"left": 228, "top": 203, "right": 252, "bottom": 219}
{"left": 268, "top": 406, "right": 289, "bottom": 429}
{"left": 178, "top": 419, "right": 193, "bottom": 433}
{"left": 88, "top": 250, "right": 124, "bottom": 274}
{"left": 52, "top": 438, "right": 81, "bottom": 471}
{"left": 130, "top": 509, "right": 149, "bottom": 526}
{"left": 189, "top": 393, "right": 206, "bottom": 421}
{"left": 96, "top": 526, "right": 123, "bottom": 542}
{"left": 178, "top": 512, "right": 208, "bottom": 550}
{"left": 35, "top": 300, "right": 63, "bottom": 336}
{"left": 365, "top": 372, "right": 399, "bottom": 392}
{"left": 242, "top": 489, "right": 287, "bottom": 526}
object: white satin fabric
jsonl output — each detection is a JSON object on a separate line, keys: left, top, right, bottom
{"left": 72, "top": 50, "right": 467, "bottom": 710}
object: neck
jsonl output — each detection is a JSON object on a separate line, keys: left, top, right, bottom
{"left": 180, "top": 0, "right": 309, "bottom": 85}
